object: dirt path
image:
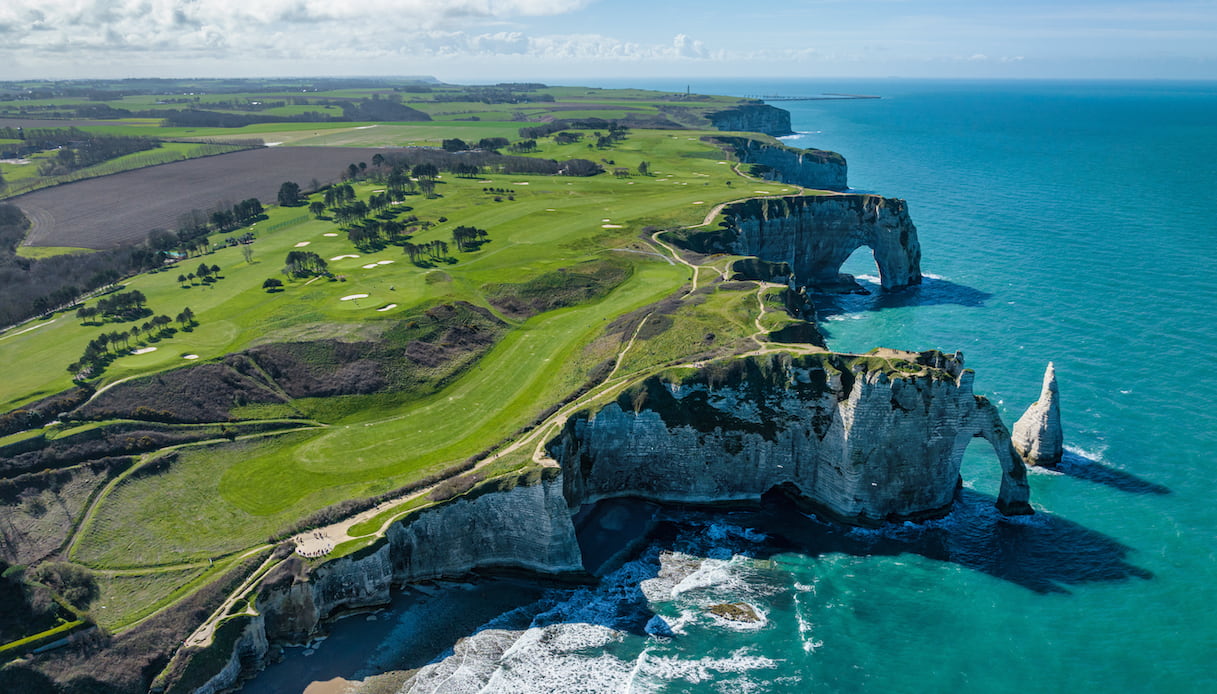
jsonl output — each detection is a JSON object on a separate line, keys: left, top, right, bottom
{"left": 183, "top": 551, "right": 282, "bottom": 648}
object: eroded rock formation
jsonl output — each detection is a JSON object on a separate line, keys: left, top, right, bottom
{"left": 715, "top": 136, "right": 848, "bottom": 191}
{"left": 1012, "top": 362, "right": 1064, "bottom": 467}
{"left": 551, "top": 352, "right": 1032, "bottom": 525}
{"left": 676, "top": 195, "right": 922, "bottom": 293}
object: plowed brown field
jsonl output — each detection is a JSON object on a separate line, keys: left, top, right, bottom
{"left": 14, "top": 147, "right": 392, "bottom": 249}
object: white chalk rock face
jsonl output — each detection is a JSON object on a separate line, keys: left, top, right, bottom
{"left": 1012, "top": 362, "right": 1064, "bottom": 467}
{"left": 550, "top": 352, "right": 1033, "bottom": 525}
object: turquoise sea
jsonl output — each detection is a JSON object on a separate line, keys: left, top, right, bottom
{"left": 244, "top": 80, "right": 1217, "bottom": 693}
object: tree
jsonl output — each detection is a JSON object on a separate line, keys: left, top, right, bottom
{"left": 442, "top": 138, "right": 469, "bottom": 152}
{"left": 637, "top": 160, "right": 650, "bottom": 176}
{"left": 309, "top": 201, "right": 326, "bottom": 218}
{"left": 241, "top": 245, "right": 254, "bottom": 264}
{"left": 277, "top": 181, "right": 302, "bottom": 207}
{"left": 262, "top": 277, "right": 284, "bottom": 292}
{"left": 177, "top": 273, "right": 188, "bottom": 287}
{"left": 411, "top": 163, "right": 438, "bottom": 180}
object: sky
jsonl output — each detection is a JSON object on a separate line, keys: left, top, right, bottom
{"left": 1, "top": 0, "right": 1215, "bottom": 82}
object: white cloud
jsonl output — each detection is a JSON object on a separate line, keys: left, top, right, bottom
{"left": 0, "top": 0, "right": 592, "bottom": 55}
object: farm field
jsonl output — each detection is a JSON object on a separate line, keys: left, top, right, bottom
{"left": 13, "top": 147, "right": 393, "bottom": 248}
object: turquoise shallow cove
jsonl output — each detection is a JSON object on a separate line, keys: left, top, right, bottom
{"left": 245, "top": 80, "right": 1217, "bottom": 693}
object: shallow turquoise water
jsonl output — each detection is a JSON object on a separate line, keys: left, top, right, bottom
{"left": 246, "top": 81, "right": 1217, "bottom": 693}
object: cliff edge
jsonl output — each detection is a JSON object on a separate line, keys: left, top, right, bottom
{"left": 714, "top": 136, "right": 848, "bottom": 191}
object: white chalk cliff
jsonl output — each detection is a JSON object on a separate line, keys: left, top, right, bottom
{"left": 1012, "top": 362, "right": 1064, "bottom": 467}
{"left": 677, "top": 195, "right": 922, "bottom": 293}
{"left": 551, "top": 352, "right": 1033, "bottom": 524}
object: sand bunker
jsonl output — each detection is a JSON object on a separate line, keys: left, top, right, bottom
{"left": 602, "top": 224, "right": 624, "bottom": 229}
{"left": 754, "top": 190, "right": 771, "bottom": 194}
{"left": 131, "top": 347, "right": 157, "bottom": 355}
{"left": 294, "top": 241, "right": 310, "bottom": 247}
{"left": 511, "top": 182, "right": 530, "bottom": 185}
{"left": 602, "top": 218, "right": 612, "bottom": 222}
{"left": 323, "top": 233, "right": 339, "bottom": 237}
{"left": 340, "top": 294, "right": 369, "bottom": 301}
{"left": 377, "top": 260, "right": 394, "bottom": 265}
{"left": 692, "top": 201, "right": 705, "bottom": 205}
{"left": 377, "top": 304, "right": 397, "bottom": 312}
{"left": 546, "top": 208, "right": 557, "bottom": 211}
{"left": 361, "top": 263, "right": 379, "bottom": 269}
{"left": 183, "top": 354, "right": 199, "bottom": 360}
{"left": 331, "top": 254, "right": 360, "bottom": 261}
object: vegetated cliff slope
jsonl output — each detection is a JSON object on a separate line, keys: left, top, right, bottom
{"left": 550, "top": 351, "right": 1033, "bottom": 525}
{"left": 714, "top": 136, "right": 848, "bottom": 191}
{"left": 674, "top": 194, "right": 922, "bottom": 293}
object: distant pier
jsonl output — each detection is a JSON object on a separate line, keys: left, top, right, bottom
{"left": 747, "top": 94, "right": 881, "bottom": 102}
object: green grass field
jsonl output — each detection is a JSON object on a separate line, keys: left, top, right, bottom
{"left": 0, "top": 83, "right": 819, "bottom": 640}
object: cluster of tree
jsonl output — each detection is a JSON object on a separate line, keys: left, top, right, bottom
{"left": 277, "top": 181, "right": 302, "bottom": 207}
{"left": 68, "top": 310, "right": 191, "bottom": 378}
{"left": 153, "top": 96, "right": 431, "bottom": 128}
{"left": 174, "top": 198, "right": 263, "bottom": 250}
{"left": 176, "top": 263, "right": 223, "bottom": 287}
{"left": 283, "top": 250, "right": 329, "bottom": 278}
{"left": 518, "top": 118, "right": 630, "bottom": 139}
{"left": 367, "top": 148, "right": 603, "bottom": 179}
{"left": 508, "top": 139, "right": 538, "bottom": 153}
{"left": 429, "top": 86, "right": 555, "bottom": 104}
{"left": 0, "top": 127, "right": 159, "bottom": 169}
{"left": 338, "top": 99, "right": 430, "bottom": 122}
{"left": 441, "top": 137, "right": 511, "bottom": 152}
{"left": 75, "top": 290, "right": 147, "bottom": 323}
{"left": 0, "top": 204, "right": 182, "bottom": 327}
{"left": 451, "top": 225, "right": 489, "bottom": 252}
{"left": 402, "top": 240, "right": 450, "bottom": 264}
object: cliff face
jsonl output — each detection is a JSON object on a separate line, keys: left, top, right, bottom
{"left": 255, "top": 476, "right": 582, "bottom": 642}
{"left": 191, "top": 615, "right": 269, "bottom": 694}
{"left": 716, "top": 136, "right": 848, "bottom": 191}
{"left": 1012, "top": 363, "right": 1063, "bottom": 467}
{"left": 707, "top": 104, "right": 794, "bottom": 137}
{"left": 386, "top": 474, "right": 583, "bottom": 582}
{"left": 550, "top": 352, "right": 1032, "bottom": 525}
{"left": 719, "top": 195, "right": 922, "bottom": 292}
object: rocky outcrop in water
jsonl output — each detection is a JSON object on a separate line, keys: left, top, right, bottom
{"left": 1012, "top": 363, "right": 1063, "bottom": 467}
{"left": 675, "top": 195, "right": 922, "bottom": 293}
{"left": 707, "top": 104, "right": 794, "bottom": 137}
{"left": 715, "top": 136, "right": 848, "bottom": 191}
{"left": 550, "top": 352, "right": 1033, "bottom": 525}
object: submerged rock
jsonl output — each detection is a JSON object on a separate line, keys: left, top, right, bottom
{"left": 707, "top": 602, "right": 761, "bottom": 623}
{"left": 1012, "top": 363, "right": 1064, "bottom": 467}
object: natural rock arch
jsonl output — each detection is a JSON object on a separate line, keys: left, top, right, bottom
{"left": 721, "top": 195, "right": 923, "bottom": 292}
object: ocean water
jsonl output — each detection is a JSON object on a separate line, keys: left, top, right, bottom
{"left": 243, "top": 80, "right": 1217, "bottom": 693}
